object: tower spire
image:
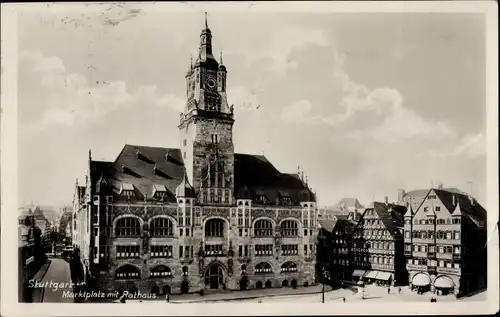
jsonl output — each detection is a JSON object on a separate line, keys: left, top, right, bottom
{"left": 220, "top": 49, "right": 223, "bottom": 65}
{"left": 205, "top": 12, "right": 208, "bottom": 28}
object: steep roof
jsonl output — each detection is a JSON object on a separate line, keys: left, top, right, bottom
{"left": 90, "top": 145, "right": 314, "bottom": 205}
{"left": 318, "top": 219, "right": 337, "bottom": 232}
{"left": 433, "top": 189, "right": 487, "bottom": 228}
{"left": 361, "top": 202, "right": 406, "bottom": 237}
{"left": 336, "top": 198, "right": 364, "bottom": 209}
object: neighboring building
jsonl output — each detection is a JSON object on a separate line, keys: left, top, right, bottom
{"left": 316, "top": 218, "right": 354, "bottom": 288}
{"left": 18, "top": 210, "right": 46, "bottom": 302}
{"left": 58, "top": 206, "right": 73, "bottom": 242}
{"left": 397, "top": 186, "right": 462, "bottom": 212}
{"left": 72, "top": 183, "right": 90, "bottom": 282}
{"left": 351, "top": 201, "right": 407, "bottom": 287}
{"left": 32, "top": 207, "right": 51, "bottom": 237}
{"left": 404, "top": 188, "right": 487, "bottom": 297}
{"left": 318, "top": 198, "right": 363, "bottom": 223}
{"left": 73, "top": 16, "right": 318, "bottom": 296}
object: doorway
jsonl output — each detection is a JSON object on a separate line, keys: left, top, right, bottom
{"left": 205, "top": 265, "right": 224, "bottom": 290}
{"left": 181, "top": 281, "right": 189, "bottom": 294}
{"left": 240, "top": 276, "right": 248, "bottom": 290}
{"left": 163, "top": 285, "right": 171, "bottom": 295}
{"left": 265, "top": 280, "right": 272, "bottom": 288}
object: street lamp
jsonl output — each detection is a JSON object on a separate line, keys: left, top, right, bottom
{"left": 321, "top": 267, "right": 330, "bottom": 303}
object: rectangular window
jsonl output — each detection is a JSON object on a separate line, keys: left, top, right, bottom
{"left": 281, "top": 244, "right": 299, "bottom": 256}
{"left": 179, "top": 228, "right": 183, "bottom": 236}
{"left": 239, "top": 245, "right": 243, "bottom": 257}
{"left": 186, "top": 228, "right": 190, "bottom": 236}
{"left": 205, "top": 244, "right": 224, "bottom": 256}
{"left": 244, "top": 245, "right": 249, "bottom": 257}
{"left": 179, "top": 246, "right": 183, "bottom": 258}
{"left": 304, "top": 229, "right": 308, "bottom": 236}
{"left": 183, "top": 139, "right": 187, "bottom": 146}
{"left": 185, "top": 246, "right": 190, "bottom": 258}
{"left": 239, "top": 229, "right": 242, "bottom": 236}
{"left": 304, "top": 245, "right": 308, "bottom": 256}
{"left": 254, "top": 244, "right": 273, "bottom": 256}
{"left": 116, "top": 245, "right": 140, "bottom": 258}
{"left": 150, "top": 245, "right": 173, "bottom": 258}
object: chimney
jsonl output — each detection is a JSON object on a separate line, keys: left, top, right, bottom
{"left": 384, "top": 196, "right": 388, "bottom": 205}
{"left": 452, "top": 195, "right": 456, "bottom": 207}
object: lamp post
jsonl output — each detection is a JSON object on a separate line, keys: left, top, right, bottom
{"left": 321, "top": 268, "right": 330, "bottom": 303}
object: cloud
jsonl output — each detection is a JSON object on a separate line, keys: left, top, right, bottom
{"left": 155, "top": 93, "right": 185, "bottom": 113}
{"left": 20, "top": 51, "right": 181, "bottom": 126}
{"left": 281, "top": 100, "right": 312, "bottom": 123}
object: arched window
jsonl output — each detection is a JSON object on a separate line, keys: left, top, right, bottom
{"left": 280, "top": 220, "right": 298, "bottom": 236}
{"left": 150, "top": 218, "right": 174, "bottom": 237}
{"left": 254, "top": 219, "right": 273, "bottom": 237}
{"left": 255, "top": 262, "right": 272, "bottom": 274}
{"left": 281, "top": 261, "right": 297, "bottom": 273}
{"left": 115, "top": 265, "right": 141, "bottom": 279}
{"left": 150, "top": 265, "right": 172, "bottom": 278}
{"left": 115, "top": 217, "right": 141, "bottom": 237}
{"left": 205, "top": 218, "right": 225, "bottom": 237}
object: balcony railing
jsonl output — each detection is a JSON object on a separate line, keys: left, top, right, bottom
{"left": 406, "top": 264, "right": 426, "bottom": 271}
{"left": 404, "top": 250, "right": 412, "bottom": 257}
{"left": 453, "top": 253, "right": 461, "bottom": 261}
{"left": 437, "top": 266, "right": 460, "bottom": 275}
{"left": 427, "top": 251, "right": 436, "bottom": 258}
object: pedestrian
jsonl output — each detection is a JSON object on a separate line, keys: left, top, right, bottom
{"left": 165, "top": 293, "right": 170, "bottom": 303}
{"left": 342, "top": 297, "right": 346, "bottom": 303}
{"left": 398, "top": 287, "right": 401, "bottom": 294}
{"left": 387, "top": 287, "right": 390, "bottom": 294}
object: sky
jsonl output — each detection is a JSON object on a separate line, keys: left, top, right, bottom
{"left": 17, "top": 4, "right": 487, "bottom": 208}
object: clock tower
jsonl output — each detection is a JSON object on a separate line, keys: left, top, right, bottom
{"left": 179, "top": 13, "right": 235, "bottom": 205}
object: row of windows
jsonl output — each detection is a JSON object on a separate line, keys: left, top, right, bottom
{"left": 150, "top": 245, "right": 173, "bottom": 258}
{"left": 116, "top": 246, "right": 140, "bottom": 258}
{"left": 407, "top": 230, "right": 460, "bottom": 240}
{"left": 332, "top": 259, "right": 349, "bottom": 266}
{"left": 280, "top": 261, "right": 298, "bottom": 272}
{"left": 353, "top": 242, "right": 395, "bottom": 250}
{"left": 205, "top": 244, "right": 223, "bottom": 256}
{"left": 408, "top": 258, "right": 460, "bottom": 269}
{"left": 406, "top": 217, "right": 461, "bottom": 225}
{"left": 352, "top": 255, "right": 394, "bottom": 265}
{"left": 363, "top": 219, "right": 383, "bottom": 226}
{"left": 115, "top": 265, "right": 189, "bottom": 280}
{"left": 332, "top": 247, "right": 349, "bottom": 254}
{"left": 406, "top": 244, "right": 460, "bottom": 254}
{"left": 255, "top": 244, "right": 273, "bottom": 256}
{"left": 281, "top": 244, "right": 298, "bottom": 256}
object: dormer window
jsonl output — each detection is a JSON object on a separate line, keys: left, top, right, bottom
{"left": 120, "top": 183, "right": 135, "bottom": 197}
{"left": 153, "top": 184, "right": 167, "bottom": 200}
{"left": 257, "top": 195, "right": 268, "bottom": 204}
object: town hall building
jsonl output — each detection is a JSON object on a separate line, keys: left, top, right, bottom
{"left": 72, "top": 16, "right": 318, "bottom": 297}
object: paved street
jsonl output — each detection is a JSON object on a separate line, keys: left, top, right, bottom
{"left": 41, "top": 258, "right": 73, "bottom": 303}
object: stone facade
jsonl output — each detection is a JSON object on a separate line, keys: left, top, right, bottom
{"left": 73, "top": 16, "right": 318, "bottom": 296}
{"left": 87, "top": 202, "right": 317, "bottom": 295}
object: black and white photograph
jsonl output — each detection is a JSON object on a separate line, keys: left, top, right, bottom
{"left": 1, "top": 1, "right": 498, "bottom": 316}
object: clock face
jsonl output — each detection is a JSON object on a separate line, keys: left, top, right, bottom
{"left": 206, "top": 77, "right": 216, "bottom": 90}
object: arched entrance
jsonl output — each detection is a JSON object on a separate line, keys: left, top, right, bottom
{"left": 291, "top": 279, "right": 297, "bottom": 289}
{"left": 282, "top": 280, "right": 289, "bottom": 287}
{"left": 265, "top": 280, "right": 272, "bottom": 288}
{"left": 256, "top": 281, "right": 263, "bottom": 289}
{"left": 181, "top": 281, "right": 189, "bottom": 294}
{"left": 205, "top": 264, "right": 224, "bottom": 290}
{"left": 240, "top": 276, "right": 248, "bottom": 290}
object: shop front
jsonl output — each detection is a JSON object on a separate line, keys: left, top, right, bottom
{"left": 411, "top": 273, "right": 431, "bottom": 294}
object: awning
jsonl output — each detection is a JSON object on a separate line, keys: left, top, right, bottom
{"left": 434, "top": 276, "right": 455, "bottom": 288}
{"left": 363, "top": 270, "right": 379, "bottom": 279}
{"left": 352, "top": 269, "right": 366, "bottom": 277}
{"left": 376, "top": 271, "right": 392, "bottom": 281}
{"left": 412, "top": 273, "right": 431, "bottom": 287}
